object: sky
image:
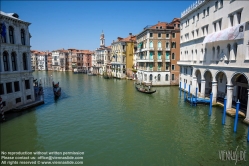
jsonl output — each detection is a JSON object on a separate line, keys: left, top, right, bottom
{"left": 1, "top": 0, "right": 195, "bottom": 52}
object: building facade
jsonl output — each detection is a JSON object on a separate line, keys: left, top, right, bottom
{"left": 178, "top": 0, "right": 249, "bottom": 123}
{"left": 94, "top": 32, "right": 111, "bottom": 75}
{"left": 136, "top": 19, "right": 180, "bottom": 86}
{"left": 0, "top": 11, "right": 35, "bottom": 111}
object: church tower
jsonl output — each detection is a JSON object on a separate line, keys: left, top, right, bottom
{"left": 100, "top": 30, "right": 105, "bottom": 47}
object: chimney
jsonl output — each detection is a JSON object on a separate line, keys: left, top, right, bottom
{"left": 129, "top": 33, "right": 132, "bottom": 36}
{"left": 158, "top": 21, "right": 160, "bottom": 23}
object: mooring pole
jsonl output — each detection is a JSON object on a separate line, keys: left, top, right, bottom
{"left": 195, "top": 87, "right": 198, "bottom": 106}
{"left": 209, "top": 92, "right": 213, "bottom": 116}
{"left": 247, "top": 126, "right": 249, "bottom": 142}
{"left": 233, "top": 100, "right": 240, "bottom": 132}
{"left": 222, "top": 96, "right": 227, "bottom": 125}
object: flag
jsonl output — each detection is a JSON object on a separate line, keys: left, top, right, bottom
{"left": 1, "top": 22, "right": 6, "bottom": 37}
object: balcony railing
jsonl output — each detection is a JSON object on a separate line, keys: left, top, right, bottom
{"left": 157, "top": 47, "right": 163, "bottom": 51}
{"left": 165, "top": 48, "right": 170, "bottom": 51}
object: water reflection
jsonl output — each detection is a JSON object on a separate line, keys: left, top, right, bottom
{"left": 0, "top": 71, "right": 248, "bottom": 165}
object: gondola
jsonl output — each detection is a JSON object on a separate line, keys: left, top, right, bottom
{"left": 135, "top": 86, "right": 156, "bottom": 94}
{"left": 53, "top": 81, "right": 61, "bottom": 97}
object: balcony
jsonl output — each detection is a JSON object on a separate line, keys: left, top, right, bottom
{"left": 165, "top": 48, "right": 170, "bottom": 51}
{"left": 177, "top": 60, "right": 192, "bottom": 66}
{"left": 165, "top": 58, "right": 170, "bottom": 62}
{"left": 149, "top": 47, "right": 154, "bottom": 51}
{"left": 157, "top": 68, "right": 161, "bottom": 71}
{"left": 157, "top": 47, "right": 163, "bottom": 51}
{"left": 136, "top": 57, "right": 154, "bottom": 62}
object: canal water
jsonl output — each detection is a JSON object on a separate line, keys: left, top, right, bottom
{"left": 1, "top": 71, "right": 248, "bottom": 165}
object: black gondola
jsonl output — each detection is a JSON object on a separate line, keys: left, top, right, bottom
{"left": 53, "top": 81, "right": 61, "bottom": 97}
{"left": 135, "top": 86, "right": 156, "bottom": 94}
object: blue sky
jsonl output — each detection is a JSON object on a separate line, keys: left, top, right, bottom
{"left": 2, "top": 1, "right": 194, "bottom": 52}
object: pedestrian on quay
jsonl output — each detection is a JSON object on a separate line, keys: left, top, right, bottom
{"left": 0, "top": 97, "right": 5, "bottom": 121}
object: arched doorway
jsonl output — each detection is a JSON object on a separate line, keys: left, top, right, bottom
{"left": 216, "top": 71, "right": 227, "bottom": 102}
{"left": 231, "top": 74, "right": 248, "bottom": 112}
{"left": 204, "top": 70, "right": 212, "bottom": 96}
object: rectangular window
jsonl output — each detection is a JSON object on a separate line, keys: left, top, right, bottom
{"left": 27, "top": 95, "right": 31, "bottom": 100}
{"left": 203, "top": 9, "right": 206, "bottom": 18}
{"left": 150, "top": 33, "right": 153, "bottom": 37}
{"left": 25, "top": 80, "right": 30, "bottom": 89}
{"left": 196, "top": 29, "right": 199, "bottom": 37}
{"left": 193, "top": 16, "right": 195, "bottom": 23}
{"left": 158, "top": 33, "right": 161, "bottom": 38}
{"left": 166, "top": 34, "right": 169, "bottom": 38}
{"left": 213, "top": 22, "right": 217, "bottom": 32}
{"left": 220, "top": 0, "right": 223, "bottom": 8}
{"left": 197, "top": 13, "right": 199, "bottom": 20}
{"left": 166, "top": 62, "right": 170, "bottom": 70}
{"left": 172, "top": 74, "right": 175, "bottom": 80}
{"left": 16, "top": 97, "right": 21, "bottom": 103}
{"left": 0, "top": 83, "right": 4, "bottom": 95}
{"left": 215, "top": 1, "right": 218, "bottom": 11}
{"left": 14, "top": 81, "right": 20, "bottom": 92}
{"left": 172, "top": 65, "right": 175, "bottom": 70}
{"left": 237, "top": 12, "right": 241, "bottom": 24}
{"left": 172, "top": 33, "right": 175, "bottom": 38}
{"left": 6, "top": 82, "right": 12, "bottom": 94}
{"left": 230, "top": 15, "right": 234, "bottom": 26}
{"left": 218, "top": 20, "right": 222, "bottom": 30}
{"left": 207, "top": 7, "right": 209, "bottom": 16}
{"left": 192, "top": 31, "right": 194, "bottom": 38}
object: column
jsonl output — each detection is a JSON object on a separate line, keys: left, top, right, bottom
{"left": 243, "top": 89, "right": 249, "bottom": 124}
{"left": 200, "top": 79, "right": 206, "bottom": 98}
{"left": 212, "top": 81, "right": 218, "bottom": 104}
{"left": 192, "top": 77, "right": 197, "bottom": 95}
{"left": 226, "top": 84, "right": 234, "bottom": 110}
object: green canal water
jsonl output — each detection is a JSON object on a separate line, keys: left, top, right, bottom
{"left": 1, "top": 71, "right": 248, "bottom": 165}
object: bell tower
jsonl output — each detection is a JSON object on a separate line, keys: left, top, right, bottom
{"left": 100, "top": 30, "right": 105, "bottom": 47}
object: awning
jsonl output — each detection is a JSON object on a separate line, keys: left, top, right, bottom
{"left": 203, "top": 22, "right": 246, "bottom": 44}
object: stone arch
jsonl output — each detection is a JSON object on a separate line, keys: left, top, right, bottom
{"left": 215, "top": 71, "right": 228, "bottom": 100}
{"left": 195, "top": 69, "right": 202, "bottom": 92}
{"left": 204, "top": 70, "right": 213, "bottom": 95}
{"left": 231, "top": 72, "right": 248, "bottom": 113}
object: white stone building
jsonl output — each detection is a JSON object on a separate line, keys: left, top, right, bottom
{"left": 178, "top": 0, "right": 249, "bottom": 123}
{"left": 0, "top": 11, "right": 35, "bottom": 111}
{"left": 37, "top": 53, "right": 48, "bottom": 71}
{"left": 51, "top": 50, "right": 61, "bottom": 71}
{"left": 94, "top": 31, "right": 111, "bottom": 75}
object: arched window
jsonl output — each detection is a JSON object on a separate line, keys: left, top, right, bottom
{"left": 149, "top": 74, "right": 153, "bottom": 81}
{"left": 158, "top": 74, "right": 161, "bottom": 81}
{"left": 172, "top": 53, "right": 175, "bottom": 59}
{"left": 212, "top": 47, "right": 215, "bottom": 60}
{"left": 149, "top": 41, "right": 153, "bottom": 48}
{"left": 21, "top": 29, "right": 25, "bottom": 45}
{"left": 227, "top": 44, "right": 231, "bottom": 60}
{"left": 217, "top": 46, "right": 220, "bottom": 60}
{"left": 23, "top": 53, "right": 28, "bottom": 70}
{"left": 3, "top": 51, "right": 9, "bottom": 71}
{"left": 9, "top": 26, "right": 14, "bottom": 44}
{"left": 158, "top": 41, "right": 161, "bottom": 48}
{"left": 165, "top": 74, "right": 169, "bottom": 81}
{"left": 11, "top": 52, "right": 17, "bottom": 71}
{"left": 233, "top": 43, "right": 237, "bottom": 60}
{"left": 0, "top": 23, "right": 6, "bottom": 43}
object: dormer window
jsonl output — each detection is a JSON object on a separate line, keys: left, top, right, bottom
{"left": 156, "top": 27, "right": 158, "bottom": 29}
{"left": 160, "top": 26, "right": 162, "bottom": 29}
